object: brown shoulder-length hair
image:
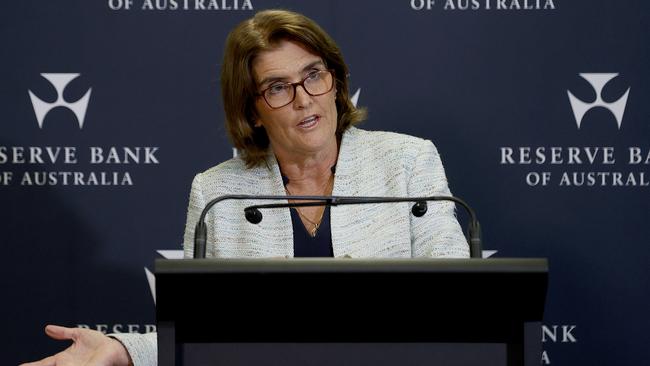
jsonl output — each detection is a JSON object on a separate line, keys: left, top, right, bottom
{"left": 221, "top": 9, "right": 367, "bottom": 167}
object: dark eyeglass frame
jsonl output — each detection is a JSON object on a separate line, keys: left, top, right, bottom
{"left": 256, "top": 69, "right": 335, "bottom": 109}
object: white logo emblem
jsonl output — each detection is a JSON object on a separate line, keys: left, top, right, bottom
{"left": 350, "top": 88, "right": 361, "bottom": 107}
{"left": 567, "top": 73, "right": 630, "bottom": 129}
{"left": 28, "top": 73, "right": 92, "bottom": 129}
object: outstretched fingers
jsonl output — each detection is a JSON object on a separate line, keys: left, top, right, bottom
{"left": 44, "top": 325, "right": 78, "bottom": 341}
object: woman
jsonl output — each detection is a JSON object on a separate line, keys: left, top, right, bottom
{"left": 22, "top": 9, "right": 468, "bottom": 366}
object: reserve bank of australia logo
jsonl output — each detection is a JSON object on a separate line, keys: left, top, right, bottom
{"left": 28, "top": 73, "right": 92, "bottom": 129}
{"left": 567, "top": 73, "right": 630, "bottom": 129}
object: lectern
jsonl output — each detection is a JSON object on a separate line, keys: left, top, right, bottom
{"left": 155, "top": 258, "right": 548, "bottom": 366}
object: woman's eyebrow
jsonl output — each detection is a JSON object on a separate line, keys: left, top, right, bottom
{"left": 301, "top": 60, "right": 326, "bottom": 72}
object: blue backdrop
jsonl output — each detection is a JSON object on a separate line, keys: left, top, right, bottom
{"left": 2, "top": 1, "right": 649, "bottom": 364}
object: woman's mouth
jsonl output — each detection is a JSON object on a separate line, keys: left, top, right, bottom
{"left": 298, "top": 115, "right": 320, "bottom": 129}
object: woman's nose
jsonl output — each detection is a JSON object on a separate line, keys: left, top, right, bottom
{"left": 293, "top": 84, "right": 313, "bottom": 109}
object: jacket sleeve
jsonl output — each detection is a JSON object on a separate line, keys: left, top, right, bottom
{"left": 183, "top": 172, "right": 211, "bottom": 259}
{"left": 109, "top": 332, "right": 157, "bottom": 366}
{"left": 407, "top": 140, "right": 470, "bottom": 258}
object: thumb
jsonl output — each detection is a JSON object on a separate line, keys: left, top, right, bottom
{"left": 44, "top": 324, "right": 77, "bottom": 341}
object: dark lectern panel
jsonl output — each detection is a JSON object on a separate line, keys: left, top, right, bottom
{"left": 156, "top": 258, "right": 547, "bottom": 365}
{"left": 156, "top": 258, "right": 548, "bottom": 343}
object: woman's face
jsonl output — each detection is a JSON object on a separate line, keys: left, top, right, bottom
{"left": 252, "top": 40, "right": 338, "bottom": 158}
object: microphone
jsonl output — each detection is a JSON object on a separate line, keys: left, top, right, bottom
{"left": 411, "top": 201, "right": 428, "bottom": 217}
{"left": 193, "top": 195, "right": 333, "bottom": 259}
{"left": 245, "top": 195, "right": 482, "bottom": 258}
{"left": 244, "top": 206, "right": 263, "bottom": 224}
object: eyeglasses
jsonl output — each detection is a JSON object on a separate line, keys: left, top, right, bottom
{"left": 257, "top": 69, "right": 335, "bottom": 109}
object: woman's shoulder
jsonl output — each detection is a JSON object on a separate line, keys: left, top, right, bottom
{"left": 192, "top": 155, "right": 277, "bottom": 195}
{"left": 192, "top": 157, "right": 244, "bottom": 186}
{"left": 344, "top": 127, "right": 434, "bottom": 157}
{"left": 199, "top": 156, "right": 248, "bottom": 178}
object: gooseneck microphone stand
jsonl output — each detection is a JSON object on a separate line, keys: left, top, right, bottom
{"left": 194, "top": 195, "right": 481, "bottom": 259}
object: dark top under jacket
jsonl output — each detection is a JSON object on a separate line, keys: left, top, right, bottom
{"left": 282, "top": 170, "right": 335, "bottom": 258}
{"left": 290, "top": 205, "right": 333, "bottom": 257}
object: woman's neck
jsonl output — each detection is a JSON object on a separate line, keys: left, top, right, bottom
{"left": 275, "top": 142, "right": 338, "bottom": 189}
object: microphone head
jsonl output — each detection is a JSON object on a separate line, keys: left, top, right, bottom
{"left": 245, "top": 207, "right": 263, "bottom": 224}
{"left": 411, "top": 201, "right": 428, "bottom": 217}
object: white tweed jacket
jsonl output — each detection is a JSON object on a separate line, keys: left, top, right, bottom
{"left": 113, "top": 127, "right": 469, "bottom": 366}
{"left": 183, "top": 127, "right": 469, "bottom": 258}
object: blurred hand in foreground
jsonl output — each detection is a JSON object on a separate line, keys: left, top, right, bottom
{"left": 20, "top": 325, "right": 132, "bottom": 366}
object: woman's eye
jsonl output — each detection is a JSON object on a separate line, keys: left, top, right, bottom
{"left": 268, "top": 84, "right": 289, "bottom": 94}
{"left": 307, "top": 71, "right": 321, "bottom": 80}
